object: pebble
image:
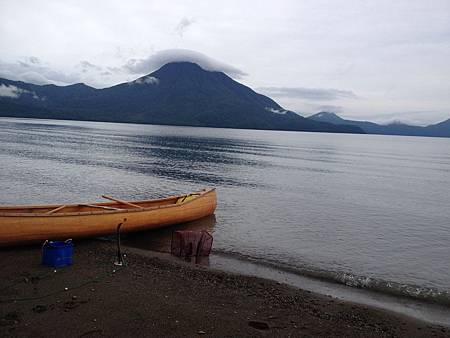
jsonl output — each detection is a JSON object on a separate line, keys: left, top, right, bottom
{"left": 64, "top": 287, "right": 69, "bottom": 291}
{"left": 72, "top": 295, "right": 77, "bottom": 300}
{"left": 197, "top": 330, "right": 206, "bottom": 334}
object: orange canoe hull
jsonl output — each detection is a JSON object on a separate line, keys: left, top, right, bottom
{"left": 0, "top": 188, "right": 217, "bottom": 247}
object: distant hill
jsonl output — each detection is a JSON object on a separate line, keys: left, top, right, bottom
{"left": 424, "top": 118, "right": 450, "bottom": 137}
{"left": 309, "top": 112, "right": 450, "bottom": 138}
{"left": 0, "top": 62, "right": 363, "bottom": 134}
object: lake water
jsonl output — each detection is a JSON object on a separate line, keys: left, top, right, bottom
{"left": 1, "top": 117, "right": 449, "bottom": 307}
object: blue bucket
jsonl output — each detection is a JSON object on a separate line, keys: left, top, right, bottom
{"left": 42, "top": 240, "right": 73, "bottom": 268}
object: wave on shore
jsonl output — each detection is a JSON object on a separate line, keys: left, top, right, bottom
{"left": 214, "top": 249, "right": 450, "bottom": 307}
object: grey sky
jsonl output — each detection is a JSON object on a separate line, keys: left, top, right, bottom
{"left": 0, "top": 0, "right": 449, "bottom": 125}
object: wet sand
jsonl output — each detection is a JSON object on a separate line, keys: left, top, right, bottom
{"left": 1, "top": 240, "right": 449, "bottom": 337}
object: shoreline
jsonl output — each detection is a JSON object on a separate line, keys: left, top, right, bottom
{"left": 209, "top": 252, "right": 450, "bottom": 327}
{"left": 1, "top": 240, "right": 448, "bottom": 337}
{"left": 122, "top": 221, "right": 450, "bottom": 326}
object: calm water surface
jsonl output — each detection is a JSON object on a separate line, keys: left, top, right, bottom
{"left": 1, "top": 117, "right": 449, "bottom": 304}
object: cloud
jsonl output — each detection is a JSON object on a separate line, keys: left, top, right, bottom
{"left": 28, "top": 56, "right": 40, "bottom": 64}
{"left": 0, "top": 58, "right": 79, "bottom": 85}
{"left": 129, "top": 75, "right": 159, "bottom": 85}
{"left": 358, "top": 110, "right": 446, "bottom": 126}
{"left": 0, "top": 50, "right": 247, "bottom": 88}
{"left": 316, "top": 105, "right": 344, "bottom": 113}
{"left": 79, "top": 60, "right": 102, "bottom": 73}
{"left": 257, "top": 87, "right": 358, "bottom": 101}
{"left": 0, "top": 57, "right": 119, "bottom": 88}
{"left": 175, "top": 17, "right": 195, "bottom": 37}
{"left": 20, "top": 71, "right": 52, "bottom": 85}
{"left": 0, "top": 84, "right": 22, "bottom": 98}
{"left": 0, "top": 84, "right": 39, "bottom": 99}
{"left": 123, "top": 49, "right": 248, "bottom": 79}
{"left": 107, "top": 66, "right": 122, "bottom": 73}
{"left": 265, "top": 107, "right": 287, "bottom": 115}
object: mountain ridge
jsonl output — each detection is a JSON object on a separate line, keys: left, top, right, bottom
{"left": 309, "top": 112, "right": 450, "bottom": 138}
{"left": 0, "top": 62, "right": 363, "bottom": 134}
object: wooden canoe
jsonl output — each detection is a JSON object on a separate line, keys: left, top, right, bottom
{"left": 0, "top": 188, "right": 217, "bottom": 247}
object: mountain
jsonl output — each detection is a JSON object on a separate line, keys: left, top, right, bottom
{"left": 309, "top": 112, "right": 450, "bottom": 138}
{"left": 425, "top": 118, "right": 450, "bottom": 137}
{"left": 0, "top": 62, "right": 363, "bottom": 134}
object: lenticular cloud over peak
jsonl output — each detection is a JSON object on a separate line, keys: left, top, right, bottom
{"left": 123, "top": 49, "right": 248, "bottom": 79}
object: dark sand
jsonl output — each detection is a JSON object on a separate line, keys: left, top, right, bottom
{"left": 1, "top": 240, "right": 449, "bottom": 337}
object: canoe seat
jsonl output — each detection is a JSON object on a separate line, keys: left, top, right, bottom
{"left": 176, "top": 193, "right": 200, "bottom": 205}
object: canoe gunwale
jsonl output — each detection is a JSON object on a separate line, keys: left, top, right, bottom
{"left": 0, "top": 188, "right": 215, "bottom": 217}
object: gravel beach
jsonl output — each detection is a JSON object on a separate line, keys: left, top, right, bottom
{"left": 1, "top": 240, "right": 448, "bottom": 337}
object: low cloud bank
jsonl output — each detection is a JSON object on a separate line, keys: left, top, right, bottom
{"left": 0, "top": 49, "right": 247, "bottom": 88}
{"left": 258, "top": 87, "right": 358, "bottom": 101}
{"left": 124, "top": 49, "right": 247, "bottom": 79}
{"left": 0, "top": 57, "right": 80, "bottom": 85}
{"left": 316, "top": 105, "right": 344, "bottom": 113}
{"left": 0, "top": 84, "right": 23, "bottom": 98}
{"left": 0, "top": 84, "right": 39, "bottom": 99}
{"left": 130, "top": 76, "right": 159, "bottom": 85}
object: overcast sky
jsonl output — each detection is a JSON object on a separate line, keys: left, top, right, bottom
{"left": 1, "top": 0, "right": 449, "bottom": 125}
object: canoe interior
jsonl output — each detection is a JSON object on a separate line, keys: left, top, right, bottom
{"left": 0, "top": 192, "right": 202, "bottom": 216}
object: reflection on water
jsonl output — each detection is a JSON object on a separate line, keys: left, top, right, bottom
{"left": 123, "top": 215, "right": 216, "bottom": 254}
{"left": 1, "top": 117, "right": 450, "bottom": 306}
{"left": 0, "top": 120, "right": 270, "bottom": 190}
{"left": 123, "top": 215, "right": 216, "bottom": 267}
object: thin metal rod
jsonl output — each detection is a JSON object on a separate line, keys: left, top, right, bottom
{"left": 115, "top": 222, "right": 124, "bottom": 266}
